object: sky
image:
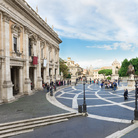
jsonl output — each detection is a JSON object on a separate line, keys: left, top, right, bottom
{"left": 25, "top": 0, "right": 138, "bottom": 69}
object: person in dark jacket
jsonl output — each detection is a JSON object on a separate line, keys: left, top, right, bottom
{"left": 124, "top": 89, "right": 128, "bottom": 100}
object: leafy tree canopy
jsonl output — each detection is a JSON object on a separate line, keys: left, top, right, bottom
{"left": 98, "top": 69, "right": 112, "bottom": 76}
{"left": 119, "top": 58, "right": 138, "bottom": 77}
{"left": 59, "top": 58, "right": 69, "bottom": 78}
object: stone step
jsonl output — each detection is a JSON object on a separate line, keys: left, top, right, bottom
{"left": 0, "top": 119, "right": 68, "bottom": 138}
{"left": 0, "top": 112, "right": 81, "bottom": 137}
{"left": 0, "top": 112, "right": 76, "bottom": 127}
{"left": 0, "top": 113, "right": 80, "bottom": 132}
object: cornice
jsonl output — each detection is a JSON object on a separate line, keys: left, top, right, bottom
{"left": 2, "top": 12, "right": 11, "bottom": 23}
{"left": 4, "top": 0, "right": 62, "bottom": 44}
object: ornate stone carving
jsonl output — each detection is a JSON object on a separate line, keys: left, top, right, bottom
{"left": 127, "top": 64, "right": 135, "bottom": 76}
{"left": 24, "top": 26, "right": 30, "bottom": 34}
{"left": 2, "top": 12, "right": 11, "bottom": 23}
{"left": 29, "top": 34, "right": 37, "bottom": 45}
{"left": 11, "top": 24, "right": 21, "bottom": 36}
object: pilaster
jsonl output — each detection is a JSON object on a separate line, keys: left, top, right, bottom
{"left": 46, "top": 45, "right": 50, "bottom": 83}
{"left": 23, "top": 27, "right": 31, "bottom": 95}
{"left": 2, "top": 12, "right": 14, "bottom": 102}
{"left": 36, "top": 40, "right": 42, "bottom": 89}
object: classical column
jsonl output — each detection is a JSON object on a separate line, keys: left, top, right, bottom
{"left": 46, "top": 45, "right": 50, "bottom": 83}
{"left": 43, "top": 68, "right": 47, "bottom": 83}
{"left": 57, "top": 49, "right": 60, "bottom": 80}
{"left": 36, "top": 40, "right": 42, "bottom": 89}
{"left": 23, "top": 27, "right": 31, "bottom": 95}
{"left": 19, "top": 67, "right": 23, "bottom": 94}
{"left": 2, "top": 12, "right": 14, "bottom": 102}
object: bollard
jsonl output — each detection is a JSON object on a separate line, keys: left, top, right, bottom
{"left": 78, "top": 105, "right": 82, "bottom": 113}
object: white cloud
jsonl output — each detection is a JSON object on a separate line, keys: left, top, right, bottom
{"left": 86, "top": 42, "right": 135, "bottom": 51}
{"left": 25, "top": 0, "right": 138, "bottom": 49}
{"left": 77, "top": 59, "right": 113, "bottom": 68}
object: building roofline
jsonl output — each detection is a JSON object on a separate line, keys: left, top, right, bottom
{"left": 4, "top": 0, "right": 62, "bottom": 44}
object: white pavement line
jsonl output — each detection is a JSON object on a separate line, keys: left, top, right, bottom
{"left": 46, "top": 92, "right": 77, "bottom": 112}
{"left": 88, "top": 114, "right": 131, "bottom": 124}
{"left": 56, "top": 90, "right": 65, "bottom": 98}
{"left": 105, "top": 97, "right": 125, "bottom": 99}
{"left": 120, "top": 100, "right": 135, "bottom": 104}
{"left": 77, "top": 98, "right": 99, "bottom": 100}
{"left": 72, "top": 92, "right": 82, "bottom": 108}
{"left": 108, "top": 92, "right": 123, "bottom": 97}
{"left": 56, "top": 97, "right": 73, "bottom": 100}
{"left": 95, "top": 90, "right": 134, "bottom": 111}
{"left": 106, "top": 122, "right": 138, "bottom": 138}
{"left": 72, "top": 86, "right": 77, "bottom": 90}
{"left": 87, "top": 104, "right": 115, "bottom": 108}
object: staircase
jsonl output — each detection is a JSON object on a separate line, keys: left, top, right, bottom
{"left": 0, "top": 112, "right": 82, "bottom": 138}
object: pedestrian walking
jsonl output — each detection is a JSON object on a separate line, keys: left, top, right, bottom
{"left": 124, "top": 89, "right": 128, "bottom": 100}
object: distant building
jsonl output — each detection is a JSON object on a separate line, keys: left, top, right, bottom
{"left": 65, "top": 57, "right": 83, "bottom": 78}
{"left": 87, "top": 60, "right": 120, "bottom": 80}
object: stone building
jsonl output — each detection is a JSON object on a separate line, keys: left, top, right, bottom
{"left": 87, "top": 66, "right": 112, "bottom": 80}
{"left": 65, "top": 57, "right": 83, "bottom": 81}
{"left": 0, "top": 0, "right": 62, "bottom": 103}
{"left": 111, "top": 59, "right": 120, "bottom": 80}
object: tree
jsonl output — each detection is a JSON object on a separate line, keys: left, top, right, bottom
{"left": 98, "top": 69, "right": 112, "bottom": 76}
{"left": 107, "top": 77, "right": 111, "bottom": 80}
{"left": 118, "top": 59, "right": 130, "bottom": 77}
{"left": 67, "top": 74, "right": 71, "bottom": 78}
{"left": 59, "top": 58, "right": 69, "bottom": 78}
{"left": 129, "top": 57, "right": 138, "bottom": 75}
{"left": 98, "top": 69, "right": 112, "bottom": 78}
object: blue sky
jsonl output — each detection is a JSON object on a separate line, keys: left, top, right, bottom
{"left": 26, "top": 0, "right": 138, "bottom": 68}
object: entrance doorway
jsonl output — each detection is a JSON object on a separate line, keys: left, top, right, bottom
{"left": 29, "top": 67, "right": 34, "bottom": 90}
{"left": 11, "top": 67, "right": 19, "bottom": 95}
{"left": 41, "top": 68, "right": 44, "bottom": 83}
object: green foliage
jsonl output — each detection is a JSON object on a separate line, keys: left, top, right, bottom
{"left": 119, "top": 57, "right": 138, "bottom": 77}
{"left": 98, "top": 69, "right": 112, "bottom": 76}
{"left": 118, "top": 59, "right": 130, "bottom": 77}
{"left": 130, "top": 58, "right": 138, "bottom": 75}
{"left": 67, "top": 74, "right": 71, "bottom": 78}
{"left": 107, "top": 77, "right": 111, "bottom": 80}
{"left": 59, "top": 58, "right": 69, "bottom": 78}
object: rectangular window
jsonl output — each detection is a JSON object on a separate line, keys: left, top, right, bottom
{"left": 13, "top": 37, "right": 17, "bottom": 53}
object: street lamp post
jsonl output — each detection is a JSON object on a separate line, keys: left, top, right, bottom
{"left": 134, "top": 80, "right": 138, "bottom": 120}
{"left": 83, "top": 77, "right": 87, "bottom": 114}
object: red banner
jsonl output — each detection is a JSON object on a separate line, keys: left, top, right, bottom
{"left": 33, "top": 56, "right": 38, "bottom": 65}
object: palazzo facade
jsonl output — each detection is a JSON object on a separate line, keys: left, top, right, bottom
{"left": 0, "top": 0, "right": 62, "bottom": 102}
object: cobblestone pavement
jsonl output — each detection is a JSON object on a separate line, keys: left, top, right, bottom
{"left": 54, "top": 82, "right": 138, "bottom": 137}
{"left": 0, "top": 87, "right": 68, "bottom": 124}
{"left": 1, "top": 83, "right": 138, "bottom": 138}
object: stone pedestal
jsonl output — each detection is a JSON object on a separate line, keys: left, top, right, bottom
{"left": 111, "top": 74, "right": 119, "bottom": 81}
{"left": 71, "top": 76, "right": 77, "bottom": 84}
{"left": 24, "top": 78, "right": 32, "bottom": 95}
{"left": 3, "top": 81, "right": 15, "bottom": 102}
{"left": 127, "top": 74, "right": 135, "bottom": 89}
{"left": 37, "top": 77, "right": 43, "bottom": 90}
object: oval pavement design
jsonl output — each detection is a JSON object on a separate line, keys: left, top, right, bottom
{"left": 55, "top": 83, "right": 135, "bottom": 124}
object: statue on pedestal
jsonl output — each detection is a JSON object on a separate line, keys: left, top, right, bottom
{"left": 127, "top": 64, "right": 135, "bottom": 76}
{"left": 127, "top": 64, "right": 135, "bottom": 89}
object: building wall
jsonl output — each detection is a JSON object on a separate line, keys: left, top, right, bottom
{"left": 0, "top": 0, "right": 62, "bottom": 102}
